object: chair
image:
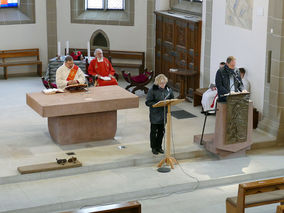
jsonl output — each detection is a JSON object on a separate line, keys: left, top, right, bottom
{"left": 41, "top": 77, "right": 57, "bottom": 89}
{"left": 41, "top": 77, "right": 50, "bottom": 89}
{"left": 122, "top": 68, "right": 153, "bottom": 94}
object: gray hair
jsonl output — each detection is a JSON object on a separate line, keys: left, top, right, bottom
{"left": 64, "top": 55, "right": 73, "bottom": 62}
{"left": 94, "top": 48, "right": 103, "bottom": 56}
{"left": 154, "top": 74, "right": 168, "bottom": 85}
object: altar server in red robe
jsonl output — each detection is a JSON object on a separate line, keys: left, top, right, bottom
{"left": 88, "top": 48, "right": 118, "bottom": 86}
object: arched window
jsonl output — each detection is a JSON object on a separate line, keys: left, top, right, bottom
{"left": 90, "top": 30, "right": 110, "bottom": 50}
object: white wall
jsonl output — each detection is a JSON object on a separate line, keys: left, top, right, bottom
{"left": 57, "top": 0, "right": 147, "bottom": 53}
{"left": 210, "top": 0, "right": 269, "bottom": 112}
{"left": 155, "top": 0, "right": 170, "bottom": 10}
{"left": 0, "top": 0, "right": 48, "bottom": 75}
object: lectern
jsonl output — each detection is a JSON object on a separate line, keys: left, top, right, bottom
{"left": 194, "top": 92, "right": 252, "bottom": 158}
{"left": 153, "top": 99, "right": 184, "bottom": 169}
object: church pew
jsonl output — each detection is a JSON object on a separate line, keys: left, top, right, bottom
{"left": 66, "top": 48, "right": 145, "bottom": 74}
{"left": 226, "top": 177, "right": 284, "bottom": 213}
{"left": 62, "top": 201, "right": 141, "bottom": 213}
{"left": 277, "top": 205, "right": 284, "bottom": 213}
{"left": 0, "top": 48, "right": 42, "bottom": 79}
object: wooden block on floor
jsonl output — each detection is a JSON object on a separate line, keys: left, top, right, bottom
{"left": 17, "top": 161, "right": 82, "bottom": 174}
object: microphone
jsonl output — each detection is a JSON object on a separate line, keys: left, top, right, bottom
{"left": 232, "top": 69, "right": 242, "bottom": 85}
{"left": 164, "top": 87, "right": 171, "bottom": 100}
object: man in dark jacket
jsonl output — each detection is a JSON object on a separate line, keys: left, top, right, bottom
{"left": 215, "top": 56, "right": 244, "bottom": 102}
{"left": 145, "top": 74, "right": 174, "bottom": 155}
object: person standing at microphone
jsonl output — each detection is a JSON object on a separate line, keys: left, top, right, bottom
{"left": 215, "top": 56, "right": 244, "bottom": 102}
{"left": 145, "top": 74, "right": 174, "bottom": 155}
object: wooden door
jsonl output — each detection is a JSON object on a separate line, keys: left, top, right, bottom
{"left": 162, "top": 17, "right": 175, "bottom": 79}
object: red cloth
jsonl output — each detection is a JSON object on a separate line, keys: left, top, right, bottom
{"left": 88, "top": 57, "right": 118, "bottom": 86}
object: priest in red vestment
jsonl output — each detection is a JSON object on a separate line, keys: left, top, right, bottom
{"left": 88, "top": 49, "right": 118, "bottom": 86}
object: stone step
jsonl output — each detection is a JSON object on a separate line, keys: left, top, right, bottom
{"left": 0, "top": 147, "right": 207, "bottom": 185}
{"left": 1, "top": 154, "right": 284, "bottom": 213}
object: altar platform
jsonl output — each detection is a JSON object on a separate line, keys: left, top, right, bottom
{"left": 0, "top": 77, "right": 281, "bottom": 212}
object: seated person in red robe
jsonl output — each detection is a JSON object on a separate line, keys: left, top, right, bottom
{"left": 88, "top": 48, "right": 118, "bottom": 86}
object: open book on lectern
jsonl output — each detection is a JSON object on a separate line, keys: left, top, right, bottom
{"left": 152, "top": 99, "right": 185, "bottom": 108}
{"left": 223, "top": 91, "right": 250, "bottom": 97}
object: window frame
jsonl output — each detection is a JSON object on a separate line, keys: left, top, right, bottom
{"left": 86, "top": 0, "right": 125, "bottom": 11}
{"left": 0, "top": 0, "right": 20, "bottom": 9}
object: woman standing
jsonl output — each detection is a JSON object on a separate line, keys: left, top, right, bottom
{"left": 145, "top": 74, "right": 174, "bottom": 155}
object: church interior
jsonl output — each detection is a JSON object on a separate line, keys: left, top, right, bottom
{"left": 1, "top": 0, "right": 284, "bottom": 212}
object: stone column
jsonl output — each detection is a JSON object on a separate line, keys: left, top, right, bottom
{"left": 258, "top": 0, "right": 284, "bottom": 142}
{"left": 146, "top": 0, "right": 156, "bottom": 71}
{"left": 46, "top": 0, "right": 58, "bottom": 60}
{"left": 202, "top": 0, "right": 213, "bottom": 87}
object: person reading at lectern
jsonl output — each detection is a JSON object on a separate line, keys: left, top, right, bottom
{"left": 145, "top": 74, "right": 174, "bottom": 155}
{"left": 56, "top": 55, "right": 86, "bottom": 90}
{"left": 88, "top": 48, "right": 118, "bottom": 86}
{"left": 215, "top": 56, "right": 246, "bottom": 102}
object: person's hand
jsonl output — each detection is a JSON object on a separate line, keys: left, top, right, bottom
{"left": 109, "top": 74, "right": 113, "bottom": 78}
{"left": 67, "top": 80, "right": 77, "bottom": 85}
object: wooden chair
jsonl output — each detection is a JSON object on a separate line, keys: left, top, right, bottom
{"left": 226, "top": 177, "right": 284, "bottom": 213}
{"left": 62, "top": 201, "right": 141, "bottom": 213}
{"left": 41, "top": 77, "right": 57, "bottom": 89}
{"left": 121, "top": 68, "right": 153, "bottom": 94}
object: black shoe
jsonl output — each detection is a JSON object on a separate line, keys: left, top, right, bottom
{"left": 158, "top": 148, "right": 164, "bottom": 154}
{"left": 152, "top": 149, "right": 159, "bottom": 155}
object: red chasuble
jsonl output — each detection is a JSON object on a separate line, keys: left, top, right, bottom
{"left": 88, "top": 57, "right": 118, "bottom": 86}
{"left": 66, "top": 65, "right": 79, "bottom": 81}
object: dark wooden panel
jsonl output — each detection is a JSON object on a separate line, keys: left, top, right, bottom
{"left": 155, "top": 11, "right": 202, "bottom": 96}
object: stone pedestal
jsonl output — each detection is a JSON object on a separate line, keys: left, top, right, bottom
{"left": 26, "top": 86, "right": 139, "bottom": 145}
{"left": 48, "top": 111, "right": 117, "bottom": 145}
{"left": 194, "top": 97, "right": 253, "bottom": 159}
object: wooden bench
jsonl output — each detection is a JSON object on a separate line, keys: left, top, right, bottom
{"left": 0, "top": 48, "right": 42, "bottom": 79}
{"left": 226, "top": 177, "right": 284, "bottom": 213}
{"left": 277, "top": 205, "right": 284, "bottom": 213}
{"left": 67, "top": 48, "right": 145, "bottom": 73}
{"left": 193, "top": 87, "right": 208, "bottom": 107}
{"left": 63, "top": 201, "right": 141, "bottom": 213}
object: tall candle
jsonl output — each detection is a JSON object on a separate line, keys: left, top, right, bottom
{"left": 66, "top": 41, "right": 69, "bottom": 55}
{"left": 87, "top": 41, "right": 91, "bottom": 59}
{"left": 57, "top": 41, "right": 61, "bottom": 57}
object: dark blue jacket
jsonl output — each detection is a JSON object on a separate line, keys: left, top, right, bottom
{"left": 215, "top": 65, "right": 244, "bottom": 102}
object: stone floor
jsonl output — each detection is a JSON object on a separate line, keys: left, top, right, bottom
{"left": 1, "top": 148, "right": 284, "bottom": 213}
{"left": 0, "top": 76, "right": 280, "bottom": 213}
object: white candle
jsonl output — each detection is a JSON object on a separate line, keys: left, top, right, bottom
{"left": 57, "top": 41, "right": 61, "bottom": 57}
{"left": 87, "top": 41, "right": 91, "bottom": 59}
{"left": 66, "top": 41, "right": 69, "bottom": 55}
